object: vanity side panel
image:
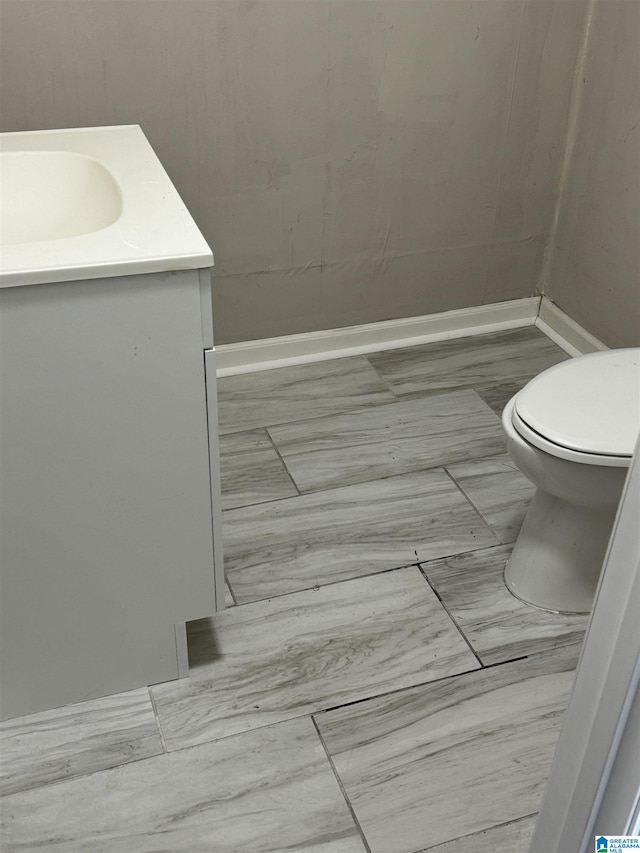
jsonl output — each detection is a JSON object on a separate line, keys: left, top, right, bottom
{"left": 0, "top": 271, "right": 215, "bottom": 719}
{"left": 204, "top": 347, "right": 225, "bottom": 610}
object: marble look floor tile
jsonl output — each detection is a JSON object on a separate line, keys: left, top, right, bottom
{"left": 0, "top": 717, "right": 367, "bottom": 853}
{"left": 421, "top": 815, "right": 536, "bottom": 852}
{"left": 268, "top": 390, "right": 505, "bottom": 492}
{"left": 217, "top": 356, "right": 395, "bottom": 434}
{"left": 367, "top": 328, "right": 568, "bottom": 398}
{"left": 224, "top": 468, "right": 499, "bottom": 603}
{"left": 476, "top": 380, "right": 527, "bottom": 415}
{"left": 316, "top": 648, "right": 577, "bottom": 853}
{"left": 421, "top": 545, "right": 587, "bottom": 665}
{"left": 0, "top": 688, "right": 162, "bottom": 797}
{"left": 219, "top": 428, "right": 297, "bottom": 510}
{"left": 151, "top": 567, "right": 480, "bottom": 751}
{"left": 445, "top": 453, "right": 535, "bottom": 543}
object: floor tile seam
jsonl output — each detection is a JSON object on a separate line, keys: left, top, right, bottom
{"left": 417, "top": 566, "right": 485, "bottom": 669}
{"left": 223, "top": 453, "right": 510, "bottom": 508}
{"left": 304, "top": 653, "right": 571, "bottom": 745}
{"left": 284, "top": 462, "right": 454, "bottom": 497}
{"left": 155, "top": 663, "right": 486, "bottom": 759}
{"left": 137, "top": 709, "right": 326, "bottom": 757}
{"left": 264, "top": 425, "right": 302, "bottom": 496}
{"left": 312, "top": 660, "right": 486, "bottom": 720}
{"left": 223, "top": 574, "right": 239, "bottom": 606}
{"left": 471, "top": 646, "right": 582, "bottom": 679}
{"left": 225, "top": 564, "right": 436, "bottom": 607}
{"left": 147, "top": 686, "right": 168, "bottom": 753}
{"left": 222, "top": 496, "right": 291, "bottom": 513}
{"left": 355, "top": 368, "right": 555, "bottom": 403}
{"left": 510, "top": 642, "right": 583, "bottom": 669}
{"left": 290, "top": 451, "right": 511, "bottom": 497}
{"left": 222, "top": 464, "right": 454, "bottom": 509}
{"left": 222, "top": 489, "right": 306, "bottom": 513}
{"left": 442, "top": 466, "right": 504, "bottom": 545}
{"left": 226, "top": 539, "right": 514, "bottom": 607}
{"left": 346, "top": 378, "right": 497, "bottom": 400}
{"left": 4, "top": 658, "right": 537, "bottom": 800}
{"left": 419, "top": 540, "right": 513, "bottom": 571}
{"left": 220, "top": 385, "right": 501, "bottom": 441}
{"left": 362, "top": 353, "right": 402, "bottom": 400}
{"left": 4, "top": 713, "right": 349, "bottom": 799}
{"left": 311, "top": 716, "right": 374, "bottom": 853}
{"left": 217, "top": 393, "right": 401, "bottom": 437}
{"left": 417, "top": 549, "right": 574, "bottom": 670}
{"left": 0, "top": 737, "right": 169, "bottom": 801}
{"left": 417, "top": 812, "right": 539, "bottom": 852}
{"left": 0, "top": 690, "right": 169, "bottom": 798}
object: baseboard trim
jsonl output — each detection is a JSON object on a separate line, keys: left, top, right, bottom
{"left": 535, "top": 297, "right": 608, "bottom": 357}
{"left": 216, "top": 297, "right": 542, "bottom": 376}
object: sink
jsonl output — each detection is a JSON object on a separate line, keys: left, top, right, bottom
{"left": 0, "top": 126, "right": 213, "bottom": 287}
{"left": 0, "top": 150, "right": 123, "bottom": 245}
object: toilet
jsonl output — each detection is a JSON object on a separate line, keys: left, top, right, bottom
{"left": 502, "top": 348, "right": 640, "bottom": 614}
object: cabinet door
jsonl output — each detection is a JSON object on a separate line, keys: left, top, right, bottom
{"left": 204, "top": 347, "right": 226, "bottom": 610}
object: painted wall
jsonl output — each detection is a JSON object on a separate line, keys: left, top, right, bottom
{"left": 0, "top": 0, "right": 585, "bottom": 344}
{"left": 545, "top": 0, "right": 640, "bottom": 347}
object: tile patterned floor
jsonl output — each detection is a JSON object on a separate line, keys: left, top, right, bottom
{"left": 224, "top": 468, "right": 499, "bottom": 602}
{"left": 316, "top": 646, "right": 578, "bottom": 853}
{"left": 268, "top": 389, "right": 505, "bottom": 492}
{"left": 0, "top": 328, "right": 587, "bottom": 852}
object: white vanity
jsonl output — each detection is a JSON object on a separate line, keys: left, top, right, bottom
{"left": 0, "top": 126, "right": 224, "bottom": 720}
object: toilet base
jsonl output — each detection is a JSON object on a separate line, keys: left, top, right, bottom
{"left": 505, "top": 489, "right": 618, "bottom": 614}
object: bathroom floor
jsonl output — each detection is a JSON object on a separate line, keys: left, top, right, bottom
{"left": 1, "top": 327, "right": 590, "bottom": 853}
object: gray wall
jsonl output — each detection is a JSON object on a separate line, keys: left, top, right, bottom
{"left": 0, "top": 0, "right": 586, "bottom": 344}
{"left": 545, "top": 0, "right": 640, "bottom": 347}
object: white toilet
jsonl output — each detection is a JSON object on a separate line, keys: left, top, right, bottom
{"left": 502, "top": 348, "right": 640, "bottom": 614}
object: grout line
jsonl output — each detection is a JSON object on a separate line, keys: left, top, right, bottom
{"left": 264, "top": 426, "right": 302, "bottom": 496}
{"left": 315, "top": 660, "right": 487, "bottom": 720}
{"left": 222, "top": 446, "right": 508, "bottom": 510}
{"left": 479, "top": 654, "right": 530, "bottom": 670}
{"left": 1, "top": 745, "right": 169, "bottom": 800}
{"left": 223, "top": 491, "right": 302, "bottom": 512}
{"left": 442, "top": 465, "right": 504, "bottom": 545}
{"left": 362, "top": 353, "right": 402, "bottom": 399}
{"left": 224, "top": 574, "right": 239, "bottom": 607}
{"left": 420, "top": 813, "right": 539, "bottom": 852}
{"left": 418, "top": 565, "right": 485, "bottom": 669}
{"left": 218, "top": 393, "right": 398, "bottom": 442}
{"left": 148, "top": 687, "right": 168, "bottom": 754}
{"left": 311, "top": 716, "right": 374, "bottom": 853}
{"left": 223, "top": 505, "right": 516, "bottom": 608}
{"left": 224, "top": 555, "right": 506, "bottom": 609}
{"left": 226, "top": 563, "right": 425, "bottom": 608}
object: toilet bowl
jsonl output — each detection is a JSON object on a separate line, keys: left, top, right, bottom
{"left": 502, "top": 348, "right": 640, "bottom": 614}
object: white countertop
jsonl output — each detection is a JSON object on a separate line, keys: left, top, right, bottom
{"left": 0, "top": 125, "right": 213, "bottom": 287}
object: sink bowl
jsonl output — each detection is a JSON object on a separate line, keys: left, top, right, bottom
{"left": 0, "top": 150, "right": 123, "bottom": 245}
{"left": 0, "top": 125, "right": 213, "bottom": 287}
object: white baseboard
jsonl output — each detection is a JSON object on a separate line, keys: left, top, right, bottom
{"left": 535, "top": 297, "right": 608, "bottom": 357}
{"left": 216, "top": 297, "right": 541, "bottom": 376}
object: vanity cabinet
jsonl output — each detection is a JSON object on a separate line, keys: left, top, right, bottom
{"left": 0, "top": 269, "right": 224, "bottom": 720}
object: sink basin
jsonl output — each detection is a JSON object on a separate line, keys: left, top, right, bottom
{"left": 0, "top": 150, "right": 122, "bottom": 245}
{"left": 0, "top": 126, "right": 213, "bottom": 286}
{"left": 0, "top": 125, "right": 213, "bottom": 287}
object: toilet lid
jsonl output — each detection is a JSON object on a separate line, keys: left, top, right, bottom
{"left": 513, "top": 348, "right": 640, "bottom": 461}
